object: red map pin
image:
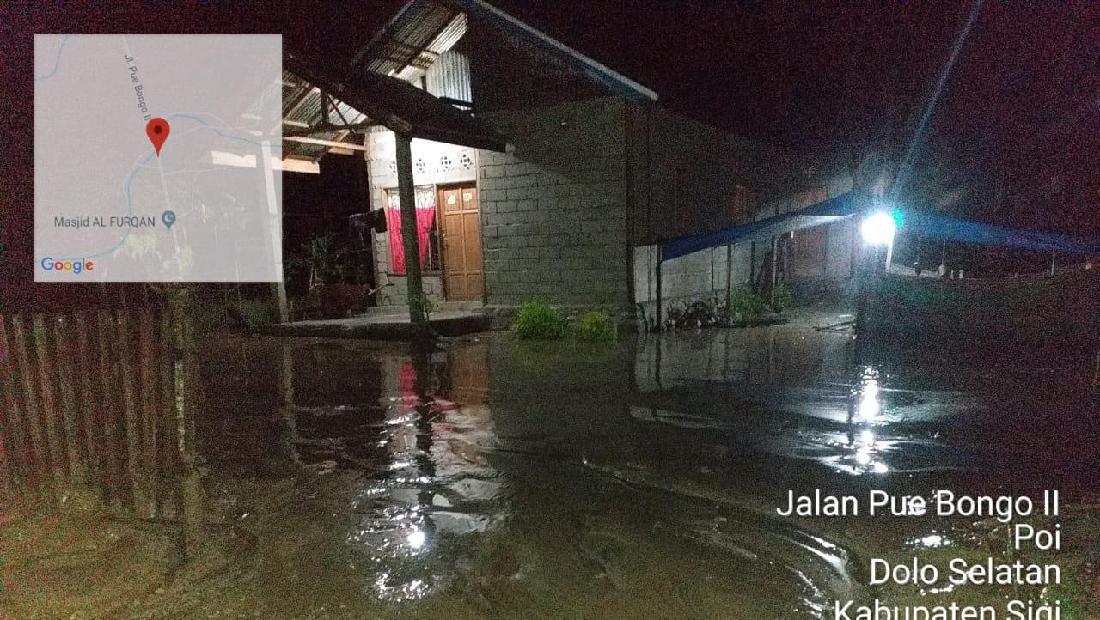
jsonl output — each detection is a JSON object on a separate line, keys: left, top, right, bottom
{"left": 145, "top": 118, "right": 170, "bottom": 156}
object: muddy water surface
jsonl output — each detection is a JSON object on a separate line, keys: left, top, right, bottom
{"left": 3, "top": 313, "right": 1098, "bottom": 618}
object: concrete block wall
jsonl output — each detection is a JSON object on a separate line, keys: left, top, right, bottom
{"left": 633, "top": 173, "right": 856, "bottom": 318}
{"left": 359, "top": 93, "right": 856, "bottom": 315}
{"left": 643, "top": 98, "right": 864, "bottom": 310}
{"left": 825, "top": 219, "right": 857, "bottom": 279}
{"left": 782, "top": 184, "right": 859, "bottom": 298}
{"left": 785, "top": 218, "right": 860, "bottom": 301}
{"left": 476, "top": 96, "right": 631, "bottom": 310}
{"left": 631, "top": 107, "right": 804, "bottom": 245}
{"left": 627, "top": 104, "right": 811, "bottom": 319}
{"left": 633, "top": 243, "right": 754, "bottom": 306}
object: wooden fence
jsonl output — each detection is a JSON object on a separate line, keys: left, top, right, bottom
{"left": 0, "top": 309, "right": 194, "bottom": 518}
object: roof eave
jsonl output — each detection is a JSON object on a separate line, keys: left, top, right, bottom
{"left": 449, "top": 0, "right": 657, "bottom": 102}
{"left": 357, "top": 0, "right": 658, "bottom": 104}
{"left": 286, "top": 52, "right": 509, "bottom": 153}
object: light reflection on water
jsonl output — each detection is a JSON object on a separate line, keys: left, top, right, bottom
{"left": 854, "top": 367, "right": 882, "bottom": 423}
{"left": 632, "top": 330, "right": 903, "bottom": 477}
{"left": 4, "top": 314, "right": 1097, "bottom": 618}
{"left": 320, "top": 342, "right": 503, "bottom": 602}
{"left": 909, "top": 532, "right": 951, "bottom": 549}
{"left": 847, "top": 366, "right": 890, "bottom": 476}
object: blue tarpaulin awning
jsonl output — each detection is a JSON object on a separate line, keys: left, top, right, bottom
{"left": 659, "top": 192, "right": 865, "bottom": 261}
{"left": 896, "top": 210, "right": 1100, "bottom": 254}
{"left": 658, "top": 191, "right": 1099, "bottom": 262}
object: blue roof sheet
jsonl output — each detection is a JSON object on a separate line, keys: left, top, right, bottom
{"left": 659, "top": 191, "right": 1099, "bottom": 261}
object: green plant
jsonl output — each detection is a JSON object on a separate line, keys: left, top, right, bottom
{"left": 189, "top": 297, "right": 229, "bottom": 335}
{"left": 771, "top": 282, "right": 793, "bottom": 312}
{"left": 574, "top": 309, "right": 616, "bottom": 342}
{"left": 410, "top": 291, "right": 434, "bottom": 319}
{"left": 728, "top": 284, "right": 767, "bottom": 319}
{"left": 288, "top": 234, "right": 345, "bottom": 290}
{"left": 236, "top": 298, "right": 275, "bottom": 332}
{"left": 512, "top": 299, "right": 565, "bottom": 340}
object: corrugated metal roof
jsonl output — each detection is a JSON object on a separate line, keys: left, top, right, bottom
{"left": 281, "top": 71, "right": 372, "bottom": 162}
{"left": 428, "top": 12, "right": 467, "bottom": 56}
{"left": 354, "top": 0, "right": 657, "bottom": 102}
{"left": 288, "top": 50, "right": 507, "bottom": 152}
{"left": 425, "top": 51, "right": 472, "bottom": 102}
{"left": 362, "top": 0, "right": 465, "bottom": 76}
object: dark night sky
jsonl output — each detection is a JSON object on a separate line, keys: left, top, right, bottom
{"left": 494, "top": 1, "right": 1098, "bottom": 232}
{"left": 1, "top": 1, "right": 1096, "bottom": 308}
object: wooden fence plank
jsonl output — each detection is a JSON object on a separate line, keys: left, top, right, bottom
{"left": 1, "top": 307, "right": 178, "bottom": 515}
{"left": 96, "top": 310, "right": 123, "bottom": 510}
{"left": 11, "top": 315, "right": 52, "bottom": 490}
{"left": 32, "top": 314, "right": 68, "bottom": 485}
{"left": 160, "top": 308, "right": 181, "bottom": 518}
{"left": 116, "top": 310, "right": 147, "bottom": 511}
{"left": 52, "top": 316, "right": 84, "bottom": 481}
{"left": 0, "top": 316, "right": 30, "bottom": 488}
{"left": 139, "top": 309, "right": 159, "bottom": 517}
{"left": 73, "top": 314, "right": 99, "bottom": 476}
{"left": 0, "top": 317, "right": 15, "bottom": 496}
{"left": 0, "top": 387, "right": 12, "bottom": 496}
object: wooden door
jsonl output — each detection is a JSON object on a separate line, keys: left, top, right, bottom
{"left": 439, "top": 184, "right": 483, "bottom": 301}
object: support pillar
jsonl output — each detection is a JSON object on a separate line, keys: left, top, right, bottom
{"left": 260, "top": 139, "right": 289, "bottom": 322}
{"left": 395, "top": 131, "right": 428, "bottom": 332}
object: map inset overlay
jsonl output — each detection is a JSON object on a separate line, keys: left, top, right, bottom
{"left": 34, "top": 34, "right": 283, "bottom": 282}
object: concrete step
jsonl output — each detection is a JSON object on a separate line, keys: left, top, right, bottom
{"left": 266, "top": 311, "right": 491, "bottom": 340}
{"left": 361, "top": 301, "right": 485, "bottom": 315}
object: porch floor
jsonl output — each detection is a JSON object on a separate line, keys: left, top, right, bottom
{"left": 265, "top": 309, "right": 491, "bottom": 340}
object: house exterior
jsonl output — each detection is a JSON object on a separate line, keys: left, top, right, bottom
{"left": 297, "top": 0, "right": 863, "bottom": 320}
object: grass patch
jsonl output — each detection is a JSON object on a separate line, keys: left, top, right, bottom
{"left": 188, "top": 296, "right": 276, "bottom": 335}
{"left": 236, "top": 298, "right": 275, "bottom": 332}
{"left": 574, "top": 309, "right": 616, "bottom": 342}
{"left": 728, "top": 284, "right": 768, "bottom": 319}
{"left": 512, "top": 299, "right": 566, "bottom": 340}
{"left": 771, "top": 282, "right": 793, "bottom": 312}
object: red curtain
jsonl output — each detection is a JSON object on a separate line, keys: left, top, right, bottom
{"left": 386, "top": 189, "right": 436, "bottom": 274}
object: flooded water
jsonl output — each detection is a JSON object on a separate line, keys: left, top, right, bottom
{"left": 2, "top": 309, "right": 1098, "bottom": 618}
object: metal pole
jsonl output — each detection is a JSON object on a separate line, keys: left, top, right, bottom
{"left": 1093, "top": 350, "right": 1099, "bottom": 392}
{"left": 769, "top": 236, "right": 778, "bottom": 306}
{"left": 655, "top": 245, "right": 663, "bottom": 331}
{"left": 855, "top": 248, "right": 869, "bottom": 338}
{"left": 749, "top": 241, "right": 756, "bottom": 288}
{"left": 725, "top": 242, "right": 733, "bottom": 302}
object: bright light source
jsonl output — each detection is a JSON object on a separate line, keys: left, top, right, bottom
{"left": 861, "top": 211, "right": 897, "bottom": 246}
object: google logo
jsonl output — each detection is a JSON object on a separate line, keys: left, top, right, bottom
{"left": 39, "top": 257, "right": 95, "bottom": 274}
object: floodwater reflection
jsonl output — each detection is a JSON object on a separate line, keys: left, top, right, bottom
{"left": 845, "top": 366, "right": 891, "bottom": 475}
{"left": 279, "top": 339, "right": 503, "bottom": 603}
{"left": 2, "top": 313, "right": 1098, "bottom": 618}
{"left": 632, "top": 329, "right": 908, "bottom": 476}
